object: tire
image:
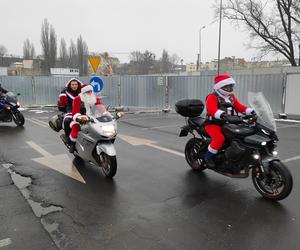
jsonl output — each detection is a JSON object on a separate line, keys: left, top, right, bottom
{"left": 99, "top": 153, "right": 117, "bottom": 178}
{"left": 12, "top": 111, "right": 25, "bottom": 126}
{"left": 185, "top": 138, "right": 207, "bottom": 171}
{"left": 252, "top": 160, "right": 293, "bottom": 201}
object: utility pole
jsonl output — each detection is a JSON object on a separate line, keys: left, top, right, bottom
{"left": 217, "top": 0, "right": 223, "bottom": 75}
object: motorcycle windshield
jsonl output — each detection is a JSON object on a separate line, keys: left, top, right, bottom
{"left": 90, "top": 104, "right": 112, "bottom": 118}
{"left": 4, "top": 92, "right": 17, "bottom": 103}
{"left": 248, "top": 92, "right": 276, "bottom": 132}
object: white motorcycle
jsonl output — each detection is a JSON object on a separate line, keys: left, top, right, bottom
{"left": 50, "top": 104, "right": 122, "bottom": 178}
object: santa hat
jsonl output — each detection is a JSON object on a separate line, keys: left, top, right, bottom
{"left": 65, "top": 78, "right": 83, "bottom": 88}
{"left": 213, "top": 74, "right": 235, "bottom": 91}
{"left": 81, "top": 84, "right": 93, "bottom": 94}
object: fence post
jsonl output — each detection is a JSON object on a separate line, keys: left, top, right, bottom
{"left": 31, "top": 76, "right": 36, "bottom": 106}
{"left": 118, "top": 75, "right": 122, "bottom": 107}
{"left": 282, "top": 73, "right": 287, "bottom": 115}
{"left": 165, "top": 76, "right": 170, "bottom": 110}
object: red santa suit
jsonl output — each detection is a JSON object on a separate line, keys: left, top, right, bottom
{"left": 69, "top": 85, "right": 103, "bottom": 142}
{"left": 205, "top": 74, "right": 254, "bottom": 154}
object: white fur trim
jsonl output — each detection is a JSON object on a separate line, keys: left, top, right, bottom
{"left": 81, "top": 85, "right": 93, "bottom": 94}
{"left": 59, "top": 93, "right": 67, "bottom": 97}
{"left": 214, "top": 109, "right": 225, "bottom": 119}
{"left": 246, "top": 108, "right": 254, "bottom": 115}
{"left": 65, "top": 91, "right": 75, "bottom": 100}
{"left": 65, "top": 78, "right": 83, "bottom": 88}
{"left": 73, "top": 113, "right": 81, "bottom": 121}
{"left": 70, "top": 121, "right": 79, "bottom": 128}
{"left": 208, "top": 145, "right": 218, "bottom": 154}
{"left": 214, "top": 77, "right": 235, "bottom": 91}
{"left": 69, "top": 135, "right": 77, "bottom": 142}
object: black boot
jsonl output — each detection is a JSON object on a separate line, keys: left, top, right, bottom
{"left": 69, "top": 141, "right": 76, "bottom": 153}
{"left": 205, "top": 151, "right": 216, "bottom": 168}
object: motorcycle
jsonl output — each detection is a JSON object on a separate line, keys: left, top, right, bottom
{"left": 175, "top": 92, "right": 293, "bottom": 201}
{"left": 49, "top": 104, "right": 122, "bottom": 178}
{"left": 0, "top": 91, "right": 25, "bottom": 126}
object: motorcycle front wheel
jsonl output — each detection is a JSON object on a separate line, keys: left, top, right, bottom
{"left": 252, "top": 160, "right": 293, "bottom": 201}
{"left": 12, "top": 111, "right": 25, "bottom": 126}
{"left": 185, "top": 138, "right": 207, "bottom": 171}
{"left": 99, "top": 153, "right": 117, "bottom": 178}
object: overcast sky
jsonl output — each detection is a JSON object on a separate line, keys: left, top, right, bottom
{"left": 1, "top": 0, "right": 268, "bottom": 63}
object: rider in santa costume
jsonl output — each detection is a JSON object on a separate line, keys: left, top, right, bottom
{"left": 204, "top": 74, "right": 255, "bottom": 167}
{"left": 69, "top": 84, "right": 102, "bottom": 152}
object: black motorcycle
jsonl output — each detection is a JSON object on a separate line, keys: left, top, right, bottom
{"left": 175, "top": 92, "right": 293, "bottom": 201}
{"left": 0, "top": 91, "right": 25, "bottom": 126}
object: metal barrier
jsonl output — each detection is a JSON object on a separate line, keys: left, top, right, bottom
{"left": 0, "top": 74, "right": 286, "bottom": 114}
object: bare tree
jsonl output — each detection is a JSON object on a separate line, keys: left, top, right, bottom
{"left": 41, "top": 18, "right": 57, "bottom": 74}
{"left": 59, "top": 38, "right": 68, "bottom": 67}
{"left": 49, "top": 25, "right": 57, "bottom": 68}
{"left": 23, "top": 39, "right": 35, "bottom": 59}
{"left": 77, "top": 35, "right": 89, "bottom": 76}
{"left": 217, "top": 0, "right": 300, "bottom": 66}
{"left": 0, "top": 45, "right": 7, "bottom": 56}
{"left": 82, "top": 41, "right": 89, "bottom": 75}
{"left": 69, "top": 39, "right": 77, "bottom": 68}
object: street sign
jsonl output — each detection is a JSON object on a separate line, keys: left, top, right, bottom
{"left": 88, "top": 56, "right": 101, "bottom": 73}
{"left": 89, "top": 76, "right": 104, "bottom": 93}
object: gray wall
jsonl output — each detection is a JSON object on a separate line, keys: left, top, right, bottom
{"left": 0, "top": 74, "right": 291, "bottom": 115}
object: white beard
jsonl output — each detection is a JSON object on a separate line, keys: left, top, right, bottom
{"left": 81, "top": 93, "right": 96, "bottom": 116}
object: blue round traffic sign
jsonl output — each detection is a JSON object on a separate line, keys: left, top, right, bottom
{"left": 89, "top": 76, "right": 104, "bottom": 93}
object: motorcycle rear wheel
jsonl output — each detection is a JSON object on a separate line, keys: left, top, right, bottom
{"left": 99, "top": 153, "right": 117, "bottom": 178}
{"left": 185, "top": 138, "right": 207, "bottom": 171}
{"left": 252, "top": 160, "right": 293, "bottom": 201}
{"left": 12, "top": 111, "right": 25, "bottom": 126}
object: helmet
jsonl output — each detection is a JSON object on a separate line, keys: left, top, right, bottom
{"left": 214, "top": 74, "right": 235, "bottom": 97}
{"left": 49, "top": 114, "right": 63, "bottom": 132}
{"left": 218, "top": 84, "right": 234, "bottom": 96}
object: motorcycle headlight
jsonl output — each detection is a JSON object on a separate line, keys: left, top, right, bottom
{"left": 101, "top": 125, "right": 116, "bottom": 137}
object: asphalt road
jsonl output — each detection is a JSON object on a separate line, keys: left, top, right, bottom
{"left": 0, "top": 108, "right": 300, "bottom": 250}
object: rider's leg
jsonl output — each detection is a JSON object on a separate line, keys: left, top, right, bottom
{"left": 204, "top": 125, "right": 225, "bottom": 168}
{"left": 69, "top": 123, "right": 80, "bottom": 153}
{"left": 63, "top": 116, "right": 72, "bottom": 144}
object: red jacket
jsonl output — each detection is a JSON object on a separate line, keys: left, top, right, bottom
{"left": 206, "top": 93, "right": 252, "bottom": 120}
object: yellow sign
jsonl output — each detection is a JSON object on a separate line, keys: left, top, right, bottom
{"left": 88, "top": 56, "right": 101, "bottom": 73}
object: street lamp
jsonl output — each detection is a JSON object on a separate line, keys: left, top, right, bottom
{"left": 217, "top": 0, "right": 223, "bottom": 74}
{"left": 198, "top": 25, "right": 206, "bottom": 71}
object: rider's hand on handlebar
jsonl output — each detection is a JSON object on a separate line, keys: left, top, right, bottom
{"left": 76, "top": 115, "right": 90, "bottom": 124}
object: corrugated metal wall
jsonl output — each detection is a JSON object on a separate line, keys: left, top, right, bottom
{"left": 0, "top": 74, "right": 285, "bottom": 114}
{"left": 121, "top": 76, "right": 166, "bottom": 108}
{"left": 0, "top": 76, "right": 34, "bottom": 105}
{"left": 168, "top": 74, "right": 284, "bottom": 114}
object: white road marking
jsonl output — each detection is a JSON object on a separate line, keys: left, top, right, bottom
{"left": 146, "top": 143, "right": 184, "bottom": 157}
{"left": 27, "top": 118, "right": 48, "bottom": 128}
{"left": 26, "top": 141, "right": 85, "bottom": 184}
{"left": 141, "top": 124, "right": 182, "bottom": 130}
{"left": 31, "top": 117, "right": 49, "bottom": 126}
{"left": 118, "top": 134, "right": 184, "bottom": 157}
{"left": 277, "top": 124, "right": 300, "bottom": 129}
{"left": 0, "top": 238, "right": 12, "bottom": 247}
{"left": 275, "top": 118, "right": 300, "bottom": 123}
{"left": 26, "top": 141, "right": 52, "bottom": 157}
{"left": 283, "top": 155, "right": 300, "bottom": 163}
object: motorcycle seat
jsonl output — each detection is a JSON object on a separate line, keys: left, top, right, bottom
{"left": 188, "top": 116, "right": 206, "bottom": 128}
